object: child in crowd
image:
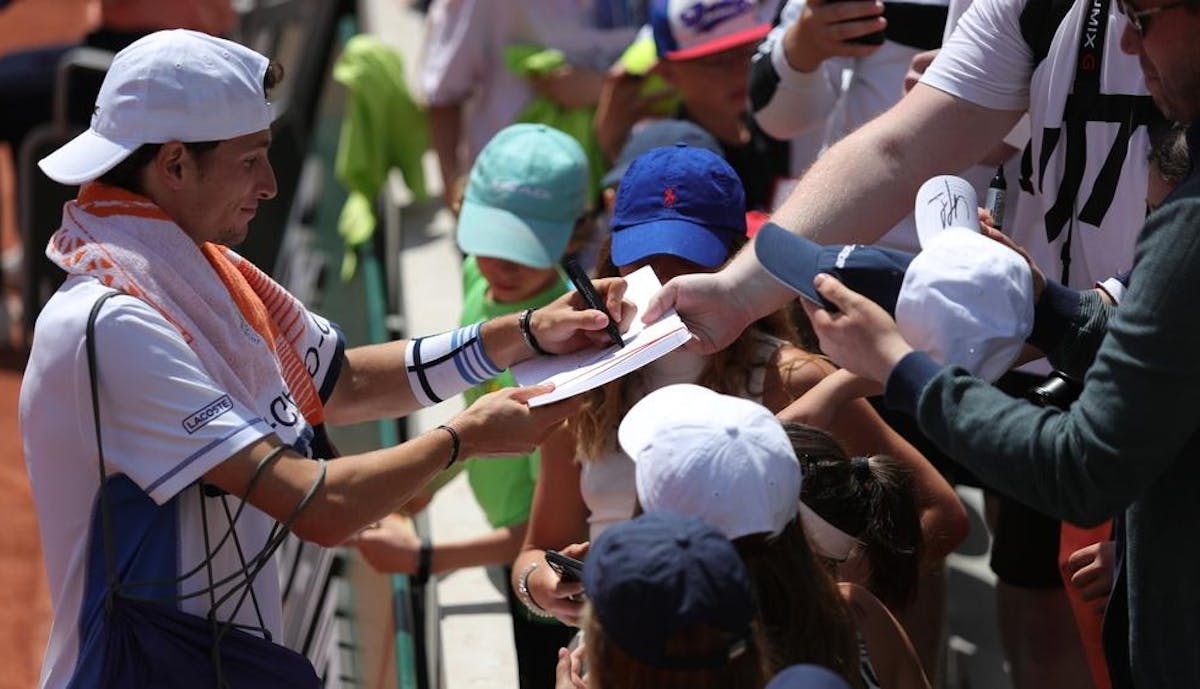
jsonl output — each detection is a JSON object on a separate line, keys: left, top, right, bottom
{"left": 621, "top": 384, "right": 931, "bottom": 689}
{"left": 785, "top": 423, "right": 923, "bottom": 611}
{"left": 512, "top": 145, "right": 958, "bottom": 652}
{"left": 420, "top": 0, "right": 641, "bottom": 207}
{"left": 354, "top": 123, "right": 589, "bottom": 689}
{"left": 594, "top": 0, "right": 789, "bottom": 211}
{"left": 575, "top": 510, "right": 773, "bottom": 689}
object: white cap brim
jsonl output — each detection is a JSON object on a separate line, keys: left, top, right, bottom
{"left": 38, "top": 128, "right": 140, "bottom": 185}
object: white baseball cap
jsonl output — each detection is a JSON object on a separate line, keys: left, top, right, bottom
{"left": 619, "top": 383, "right": 801, "bottom": 540}
{"left": 895, "top": 227, "right": 1034, "bottom": 382}
{"left": 39, "top": 29, "right": 275, "bottom": 185}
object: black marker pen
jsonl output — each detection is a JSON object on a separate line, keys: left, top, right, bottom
{"left": 985, "top": 165, "right": 1007, "bottom": 230}
{"left": 561, "top": 256, "right": 624, "bottom": 349}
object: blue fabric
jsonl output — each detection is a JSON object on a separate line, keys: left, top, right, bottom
{"left": 883, "top": 350, "right": 945, "bottom": 418}
{"left": 610, "top": 144, "right": 746, "bottom": 268}
{"left": 70, "top": 476, "right": 179, "bottom": 689}
{"left": 582, "top": 511, "right": 753, "bottom": 669}
{"left": 755, "top": 222, "right": 915, "bottom": 314}
{"left": 1027, "top": 280, "right": 1084, "bottom": 355}
{"left": 68, "top": 476, "right": 319, "bottom": 688}
{"left": 601, "top": 119, "right": 720, "bottom": 189}
{"left": 88, "top": 598, "right": 319, "bottom": 688}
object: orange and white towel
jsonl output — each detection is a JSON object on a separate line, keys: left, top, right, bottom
{"left": 46, "top": 183, "right": 323, "bottom": 426}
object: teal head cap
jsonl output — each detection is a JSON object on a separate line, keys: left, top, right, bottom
{"left": 457, "top": 124, "right": 590, "bottom": 268}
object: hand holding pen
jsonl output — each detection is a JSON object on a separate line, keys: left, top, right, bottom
{"left": 561, "top": 256, "right": 626, "bottom": 349}
{"left": 517, "top": 268, "right": 633, "bottom": 355}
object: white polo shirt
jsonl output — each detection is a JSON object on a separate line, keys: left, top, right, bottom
{"left": 20, "top": 276, "right": 343, "bottom": 689}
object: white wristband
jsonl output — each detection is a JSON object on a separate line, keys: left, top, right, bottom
{"left": 405, "top": 322, "right": 503, "bottom": 406}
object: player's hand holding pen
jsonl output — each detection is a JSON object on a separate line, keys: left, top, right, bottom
{"left": 530, "top": 270, "right": 636, "bottom": 353}
{"left": 561, "top": 256, "right": 626, "bottom": 349}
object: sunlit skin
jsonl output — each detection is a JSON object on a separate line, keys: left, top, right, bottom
{"left": 616, "top": 253, "right": 713, "bottom": 283}
{"left": 1118, "top": 0, "right": 1200, "bottom": 121}
{"left": 655, "top": 42, "right": 759, "bottom": 145}
{"left": 151, "top": 129, "right": 278, "bottom": 247}
{"left": 475, "top": 256, "right": 561, "bottom": 303}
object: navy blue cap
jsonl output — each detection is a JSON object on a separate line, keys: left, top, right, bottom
{"left": 582, "top": 510, "right": 755, "bottom": 670}
{"left": 610, "top": 144, "right": 746, "bottom": 268}
{"left": 754, "top": 222, "right": 915, "bottom": 313}
{"left": 601, "top": 119, "right": 722, "bottom": 189}
{"left": 766, "top": 665, "right": 854, "bottom": 689}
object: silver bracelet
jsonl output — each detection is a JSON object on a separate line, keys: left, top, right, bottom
{"left": 518, "top": 308, "right": 553, "bottom": 356}
{"left": 517, "top": 561, "right": 555, "bottom": 618}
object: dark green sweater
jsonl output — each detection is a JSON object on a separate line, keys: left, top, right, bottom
{"left": 885, "top": 125, "right": 1200, "bottom": 689}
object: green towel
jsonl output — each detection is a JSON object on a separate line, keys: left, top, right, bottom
{"left": 617, "top": 34, "right": 678, "bottom": 117}
{"left": 333, "top": 35, "right": 429, "bottom": 280}
{"left": 505, "top": 44, "right": 606, "bottom": 197}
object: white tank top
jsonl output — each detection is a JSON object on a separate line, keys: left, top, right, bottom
{"left": 578, "top": 333, "right": 783, "bottom": 540}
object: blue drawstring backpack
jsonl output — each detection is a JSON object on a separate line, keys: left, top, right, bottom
{"left": 83, "top": 291, "right": 324, "bottom": 688}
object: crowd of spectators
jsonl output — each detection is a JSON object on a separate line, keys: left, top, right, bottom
{"left": 9, "top": 1, "right": 1200, "bottom": 689}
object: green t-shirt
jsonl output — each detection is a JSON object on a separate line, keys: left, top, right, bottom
{"left": 460, "top": 255, "right": 568, "bottom": 528}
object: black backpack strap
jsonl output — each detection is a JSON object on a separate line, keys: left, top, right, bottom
{"left": 1017, "top": 0, "right": 1076, "bottom": 195}
{"left": 1018, "top": 0, "right": 1077, "bottom": 67}
{"left": 84, "top": 290, "right": 123, "bottom": 611}
{"left": 1017, "top": 0, "right": 1164, "bottom": 284}
{"left": 1043, "top": 0, "right": 1112, "bottom": 245}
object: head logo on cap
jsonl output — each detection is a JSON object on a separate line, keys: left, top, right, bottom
{"left": 651, "top": 0, "right": 771, "bottom": 61}
{"left": 679, "top": 0, "right": 755, "bottom": 31}
{"left": 456, "top": 123, "right": 589, "bottom": 269}
{"left": 610, "top": 145, "right": 746, "bottom": 268}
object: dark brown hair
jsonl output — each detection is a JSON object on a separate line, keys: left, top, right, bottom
{"left": 1148, "top": 120, "right": 1190, "bottom": 188}
{"left": 95, "top": 60, "right": 284, "bottom": 194}
{"left": 786, "top": 423, "right": 923, "bottom": 608}
{"left": 584, "top": 608, "right": 773, "bottom": 689}
{"left": 571, "top": 235, "right": 811, "bottom": 458}
{"left": 734, "top": 522, "right": 865, "bottom": 688}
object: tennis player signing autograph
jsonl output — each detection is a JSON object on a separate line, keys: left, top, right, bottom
{"left": 19, "top": 29, "right": 630, "bottom": 689}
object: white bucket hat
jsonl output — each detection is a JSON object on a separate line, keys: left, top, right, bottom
{"left": 39, "top": 29, "right": 275, "bottom": 185}
{"left": 619, "top": 383, "right": 801, "bottom": 540}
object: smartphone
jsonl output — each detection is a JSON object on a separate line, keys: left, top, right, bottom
{"left": 545, "top": 550, "right": 585, "bottom": 583}
{"left": 827, "top": 0, "right": 886, "bottom": 46}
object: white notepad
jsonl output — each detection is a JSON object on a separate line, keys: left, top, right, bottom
{"left": 512, "top": 266, "right": 693, "bottom": 407}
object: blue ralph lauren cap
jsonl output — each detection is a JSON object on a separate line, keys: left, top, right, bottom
{"left": 610, "top": 143, "right": 746, "bottom": 268}
{"left": 754, "top": 221, "right": 914, "bottom": 313}
{"left": 582, "top": 510, "right": 755, "bottom": 670}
